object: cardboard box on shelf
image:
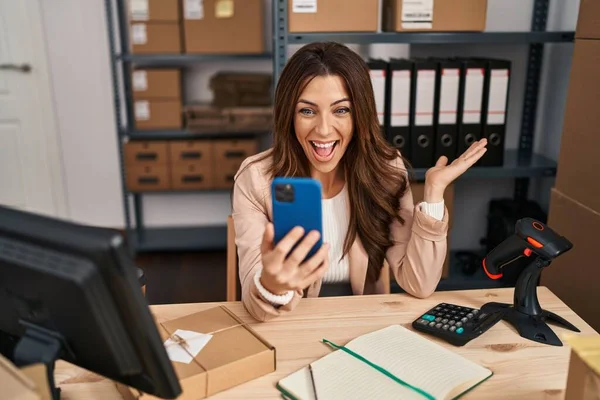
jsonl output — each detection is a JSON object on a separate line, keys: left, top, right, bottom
{"left": 210, "top": 72, "right": 272, "bottom": 107}
{"left": 116, "top": 306, "right": 275, "bottom": 400}
{"left": 132, "top": 69, "right": 181, "bottom": 100}
{"left": 127, "top": 0, "right": 181, "bottom": 22}
{"left": 288, "top": 0, "right": 379, "bottom": 33}
{"left": 383, "top": 0, "right": 487, "bottom": 32}
{"left": 0, "top": 354, "right": 52, "bottom": 400}
{"left": 184, "top": 104, "right": 272, "bottom": 133}
{"left": 183, "top": 0, "right": 264, "bottom": 54}
{"left": 134, "top": 99, "right": 182, "bottom": 130}
{"left": 555, "top": 39, "right": 600, "bottom": 213}
{"left": 410, "top": 182, "right": 454, "bottom": 278}
{"left": 564, "top": 335, "right": 600, "bottom": 400}
{"left": 124, "top": 141, "right": 169, "bottom": 165}
{"left": 576, "top": 0, "right": 600, "bottom": 40}
{"left": 169, "top": 140, "right": 213, "bottom": 167}
{"left": 541, "top": 188, "right": 600, "bottom": 332}
{"left": 212, "top": 139, "right": 258, "bottom": 189}
{"left": 125, "top": 164, "right": 171, "bottom": 192}
{"left": 129, "top": 22, "right": 182, "bottom": 54}
{"left": 171, "top": 163, "right": 214, "bottom": 190}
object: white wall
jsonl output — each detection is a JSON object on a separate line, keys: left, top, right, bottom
{"left": 40, "top": 0, "right": 579, "bottom": 250}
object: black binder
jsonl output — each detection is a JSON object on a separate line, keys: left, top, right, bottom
{"left": 367, "top": 59, "right": 388, "bottom": 138}
{"left": 431, "top": 58, "right": 460, "bottom": 163}
{"left": 456, "top": 58, "right": 487, "bottom": 156}
{"left": 480, "top": 58, "right": 511, "bottom": 166}
{"left": 387, "top": 58, "right": 413, "bottom": 160}
{"left": 410, "top": 58, "right": 437, "bottom": 168}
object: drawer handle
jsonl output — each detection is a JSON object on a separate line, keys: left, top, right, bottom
{"left": 138, "top": 177, "right": 158, "bottom": 184}
{"left": 136, "top": 152, "right": 158, "bottom": 161}
{"left": 183, "top": 175, "right": 203, "bottom": 183}
{"left": 225, "top": 150, "right": 245, "bottom": 158}
{"left": 181, "top": 151, "right": 202, "bottom": 160}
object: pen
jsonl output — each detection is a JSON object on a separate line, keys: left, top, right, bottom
{"left": 308, "top": 363, "right": 318, "bottom": 400}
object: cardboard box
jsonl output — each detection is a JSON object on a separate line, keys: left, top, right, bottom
{"left": 564, "top": 335, "right": 600, "bottom": 400}
{"left": 130, "top": 22, "right": 182, "bottom": 54}
{"left": 116, "top": 306, "right": 275, "bottom": 399}
{"left": 555, "top": 39, "right": 600, "bottom": 213}
{"left": 124, "top": 141, "right": 169, "bottom": 165}
{"left": 410, "top": 182, "right": 455, "bottom": 278}
{"left": 210, "top": 72, "right": 272, "bottom": 107}
{"left": 171, "top": 164, "right": 213, "bottom": 190}
{"left": 576, "top": 0, "right": 600, "bottom": 39}
{"left": 212, "top": 139, "right": 258, "bottom": 189}
{"left": 288, "top": 0, "right": 379, "bottom": 33}
{"left": 126, "top": 164, "right": 171, "bottom": 192}
{"left": 183, "top": 0, "right": 264, "bottom": 54}
{"left": 169, "top": 140, "right": 213, "bottom": 167}
{"left": 541, "top": 188, "right": 600, "bottom": 332}
{"left": 1, "top": 354, "right": 40, "bottom": 400}
{"left": 383, "top": 0, "right": 487, "bottom": 32}
{"left": 132, "top": 69, "right": 181, "bottom": 100}
{"left": 134, "top": 99, "right": 182, "bottom": 130}
{"left": 128, "top": 0, "right": 181, "bottom": 22}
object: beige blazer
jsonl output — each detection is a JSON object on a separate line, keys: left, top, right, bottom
{"left": 232, "top": 151, "right": 449, "bottom": 322}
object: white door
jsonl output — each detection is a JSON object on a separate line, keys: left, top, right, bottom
{"left": 0, "top": 0, "right": 67, "bottom": 218}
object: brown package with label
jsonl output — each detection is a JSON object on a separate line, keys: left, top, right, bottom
{"left": 116, "top": 306, "right": 276, "bottom": 400}
{"left": 183, "top": 0, "right": 265, "bottom": 54}
{"left": 288, "top": 0, "right": 379, "bottom": 32}
{"left": 132, "top": 69, "right": 181, "bottom": 100}
{"left": 383, "top": 0, "right": 487, "bottom": 32}
{"left": 130, "top": 22, "right": 182, "bottom": 54}
{"left": 134, "top": 99, "right": 182, "bottom": 130}
{"left": 127, "top": 0, "right": 181, "bottom": 22}
{"left": 212, "top": 139, "right": 258, "bottom": 189}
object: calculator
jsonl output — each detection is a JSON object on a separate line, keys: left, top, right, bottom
{"left": 412, "top": 302, "right": 504, "bottom": 346}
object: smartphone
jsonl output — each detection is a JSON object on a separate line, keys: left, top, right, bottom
{"left": 272, "top": 177, "right": 323, "bottom": 260}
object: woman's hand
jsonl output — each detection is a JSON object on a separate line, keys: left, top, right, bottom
{"left": 258, "top": 223, "right": 329, "bottom": 295}
{"left": 423, "top": 139, "right": 488, "bottom": 202}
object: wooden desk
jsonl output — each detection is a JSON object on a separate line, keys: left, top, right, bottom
{"left": 55, "top": 287, "right": 598, "bottom": 399}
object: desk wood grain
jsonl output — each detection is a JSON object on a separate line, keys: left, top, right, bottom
{"left": 55, "top": 287, "right": 598, "bottom": 399}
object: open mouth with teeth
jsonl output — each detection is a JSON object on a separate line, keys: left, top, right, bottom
{"left": 310, "top": 140, "right": 338, "bottom": 161}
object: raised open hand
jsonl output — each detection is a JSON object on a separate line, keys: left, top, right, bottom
{"left": 423, "top": 139, "right": 488, "bottom": 202}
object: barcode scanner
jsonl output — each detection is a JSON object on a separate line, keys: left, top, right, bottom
{"left": 480, "top": 218, "right": 580, "bottom": 346}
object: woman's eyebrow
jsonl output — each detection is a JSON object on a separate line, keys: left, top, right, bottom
{"left": 297, "top": 98, "right": 350, "bottom": 107}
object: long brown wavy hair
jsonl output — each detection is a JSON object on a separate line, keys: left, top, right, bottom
{"left": 249, "top": 42, "right": 410, "bottom": 284}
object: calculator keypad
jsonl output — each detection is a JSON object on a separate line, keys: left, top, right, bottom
{"left": 419, "top": 304, "right": 478, "bottom": 335}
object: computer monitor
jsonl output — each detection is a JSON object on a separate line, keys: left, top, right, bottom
{"left": 0, "top": 205, "right": 181, "bottom": 399}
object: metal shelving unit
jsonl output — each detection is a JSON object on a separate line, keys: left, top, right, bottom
{"left": 273, "top": 0, "right": 572, "bottom": 287}
{"left": 105, "top": 0, "right": 271, "bottom": 254}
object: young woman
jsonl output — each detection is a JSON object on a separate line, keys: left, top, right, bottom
{"left": 232, "top": 42, "right": 487, "bottom": 322}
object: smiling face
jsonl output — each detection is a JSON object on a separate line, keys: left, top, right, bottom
{"left": 294, "top": 74, "right": 353, "bottom": 176}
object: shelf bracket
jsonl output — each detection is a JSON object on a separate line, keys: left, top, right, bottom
{"left": 273, "top": 0, "right": 288, "bottom": 88}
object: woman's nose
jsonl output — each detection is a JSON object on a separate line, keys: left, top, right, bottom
{"left": 315, "top": 114, "right": 333, "bottom": 136}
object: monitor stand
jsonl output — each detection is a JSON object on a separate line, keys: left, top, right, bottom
{"left": 13, "top": 324, "right": 65, "bottom": 400}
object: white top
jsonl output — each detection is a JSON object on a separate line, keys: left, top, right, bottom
{"left": 322, "top": 184, "right": 351, "bottom": 283}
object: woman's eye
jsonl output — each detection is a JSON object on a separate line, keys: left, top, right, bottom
{"left": 300, "top": 108, "right": 315, "bottom": 116}
{"left": 335, "top": 107, "right": 350, "bottom": 115}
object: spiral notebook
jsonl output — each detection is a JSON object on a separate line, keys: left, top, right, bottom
{"left": 276, "top": 325, "right": 492, "bottom": 400}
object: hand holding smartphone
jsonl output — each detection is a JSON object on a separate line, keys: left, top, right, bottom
{"left": 257, "top": 178, "right": 329, "bottom": 296}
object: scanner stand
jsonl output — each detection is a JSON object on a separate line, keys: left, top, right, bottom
{"left": 480, "top": 257, "right": 580, "bottom": 347}
{"left": 13, "top": 324, "right": 65, "bottom": 400}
